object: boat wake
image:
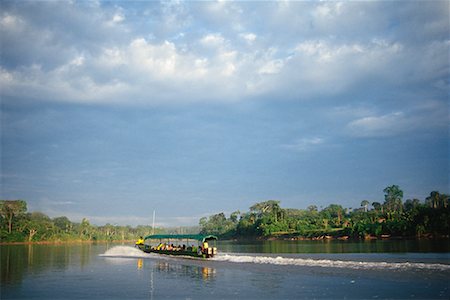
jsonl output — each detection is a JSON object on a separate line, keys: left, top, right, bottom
{"left": 213, "top": 254, "right": 450, "bottom": 271}
{"left": 100, "top": 246, "right": 150, "bottom": 258}
{"left": 100, "top": 247, "right": 450, "bottom": 272}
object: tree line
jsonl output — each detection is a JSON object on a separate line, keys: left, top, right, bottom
{"left": 0, "top": 201, "right": 198, "bottom": 243}
{"left": 199, "top": 185, "right": 449, "bottom": 239}
{"left": 1, "top": 185, "right": 448, "bottom": 243}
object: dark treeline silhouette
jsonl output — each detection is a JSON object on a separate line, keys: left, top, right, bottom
{"left": 199, "top": 185, "right": 449, "bottom": 240}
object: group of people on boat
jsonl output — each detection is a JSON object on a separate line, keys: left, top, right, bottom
{"left": 135, "top": 236, "right": 210, "bottom": 256}
{"left": 154, "top": 243, "right": 190, "bottom": 251}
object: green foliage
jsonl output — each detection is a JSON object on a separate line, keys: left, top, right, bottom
{"left": 0, "top": 200, "right": 159, "bottom": 243}
{"left": 0, "top": 200, "right": 27, "bottom": 233}
{"left": 198, "top": 186, "right": 449, "bottom": 240}
{"left": 2, "top": 185, "right": 449, "bottom": 243}
{"left": 426, "top": 191, "right": 449, "bottom": 209}
{"left": 383, "top": 185, "right": 404, "bottom": 214}
{"left": 199, "top": 212, "right": 238, "bottom": 238}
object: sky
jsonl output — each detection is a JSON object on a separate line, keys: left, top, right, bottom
{"left": 1, "top": 1, "right": 449, "bottom": 227}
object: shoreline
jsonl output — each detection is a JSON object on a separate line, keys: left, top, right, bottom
{"left": 265, "top": 234, "right": 450, "bottom": 241}
{"left": 0, "top": 240, "right": 135, "bottom": 246}
{"left": 3, "top": 235, "right": 449, "bottom": 246}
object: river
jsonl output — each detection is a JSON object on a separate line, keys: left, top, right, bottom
{"left": 1, "top": 239, "right": 449, "bottom": 299}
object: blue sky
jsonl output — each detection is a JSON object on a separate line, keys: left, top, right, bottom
{"left": 1, "top": 1, "right": 448, "bottom": 227}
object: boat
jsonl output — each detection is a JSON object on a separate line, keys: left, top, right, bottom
{"left": 136, "top": 234, "right": 218, "bottom": 258}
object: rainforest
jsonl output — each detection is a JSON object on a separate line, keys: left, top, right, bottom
{"left": 199, "top": 185, "right": 449, "bottom": 240}
{"left": 1, "top": 185, "right": 448, "bottom": 243}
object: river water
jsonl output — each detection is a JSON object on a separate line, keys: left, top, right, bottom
{"left": 1, "top": 240, "right": 449, "bottom": 299}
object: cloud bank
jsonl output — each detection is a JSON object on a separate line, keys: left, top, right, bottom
{"left": 1, "top": 1, "right": 448, "bottom": 106}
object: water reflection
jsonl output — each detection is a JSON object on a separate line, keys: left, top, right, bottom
{"left": 137, "top": 258, "right": 144, "bottom": 270}
{"left": 1, "top": 243, "right": 101, "bottom": 285}
{"left": 219, "top": 239, "right": 450, "bottom": 254}
{"left": 154, "top": 262, "right": 216, "bottom": 282}
{"left": 148, "top": 261, "right": 217, "bottom": 299}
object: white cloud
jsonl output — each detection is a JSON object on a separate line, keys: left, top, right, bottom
{"left": 239, "top": 32, "right": 256, "bottom": 44}
{"left": 129, "top": 38, "right": 179, "bottom": 77}
{"left": 313, "top": 2, "right": 343, "bottom": 19}
{"left": 346, "top": 102, "right": 449, "bottom": 138}
{"left": 275, "top": 38, "right": 419, "bottom": 97}
{"left": 294, "top": 40, "right": 366, "bottom": 62}
{"left": 200, "top": 33, "right": 226, "bottom": 48}
{"left": 281, "top": 137, "right": 325, "bottom": 152}
{"left": 258, "top": 59, "right": 284, "bottom": 75}
{"left": 0, "top": 1, "right": 447, "bottom": 106}
{"left": 0, "top": 63, "right": 131, "bottom": 104}
{"left": 347, "top": 112, "right": 407, "bottom": 137}
{"left": 0, "top": 30, "right": 440, "bottom": 105}
{"left": 69, "top": 55, "right": 85, "bottom": 67}
{"left": 112, "top": 13, "right": 124, "bottom": 23}
{"left": 97, "top": 47, "right": 126, "bottom": 68}
{"left": 0, "top": 13, "right": 25, "bottom": 30}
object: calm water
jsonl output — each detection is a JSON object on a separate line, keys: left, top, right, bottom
{"left": 1, "top": 240, "right": 449, "bottom": 299}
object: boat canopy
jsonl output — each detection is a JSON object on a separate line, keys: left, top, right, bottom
{"left": 143, "top": 234, "right": 218, "bottom": 243}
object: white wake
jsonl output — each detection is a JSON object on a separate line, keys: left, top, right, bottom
{"left": 100, "top": 247, "right": 450, "bottom": 272}
{"left": 100, "top": 246, "right": 150, "bottom": 258}
{"left": 213, "top": 254, "right": 450, "bottom": 271}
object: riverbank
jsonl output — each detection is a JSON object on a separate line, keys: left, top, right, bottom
{"left": 0, "top": 239, "right": 136, "bottom": 245}
{"left": 265, "top": 233, "right": 450, "bottom": 241}
{"left": 235, "top": 231, "right": 450, "bottom": 242}
{"left": 3, "top": 234, "right": 448, "bottom": 246}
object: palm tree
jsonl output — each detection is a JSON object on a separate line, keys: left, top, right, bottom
{"left": 426, "top": 191, "right": 449, "bottom": 209}
{"left": 383, "top": 185, "right": 403, "bottom": 213}
{"left": 361, "top": 200, "right": 370, "bottom": 212}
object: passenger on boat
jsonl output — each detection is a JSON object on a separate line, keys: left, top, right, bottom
{"left": 135, "top": 237, "right": 144, "bottom": 247}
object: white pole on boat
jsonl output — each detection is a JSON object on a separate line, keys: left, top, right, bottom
{"left": 152, "top": 210, "right": 156, "bottom": 235}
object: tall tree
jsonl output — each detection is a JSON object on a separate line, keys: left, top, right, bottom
{"left": 24, "top": 212, "right": 53, "bottom": 241}
{"left": 322, "top": 204, "right": 345, "bottom": 227}
{"left": 80, "top": 218, "right": 92, "bottom": 239}
{"left": 361, "top": 200, "right": 370, "bottom": 212}
{"left": 250, "top": 200, "right": 280, "bottom": 214}
{"left": 383, "top": 185, "right": 404, "bottom": 213}
{"left": 0, "top": 200, "right": 27, "bottom": 233}
{"left": 307, "top": 205, "right": 318, "bottom": 213}
{"left": 250, "top": 200, "right": 281, "bottom": 222}
{"left": 426, "top": 191, "right": 440, "bottom": 209}
{"left": 53, "top": 216, "right": 72, "bottom": 233}
{"left": 425, "top": 191, "right": 448, "bottom": 209}
{"left": 404, "top": 199, "right": 421, "bottom": 212}
{"left": 230, "top": 211, "right": 240, "bottom": 223}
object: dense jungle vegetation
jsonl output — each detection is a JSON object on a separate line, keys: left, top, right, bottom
{"left": 1, "top": 185, "right": 448, "bottom": 243}
{"left": 199, "top": 185, "right": 449, "bottom": 239}
{"left": 0, "top": 202, "right": 193, "bottom": 243}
